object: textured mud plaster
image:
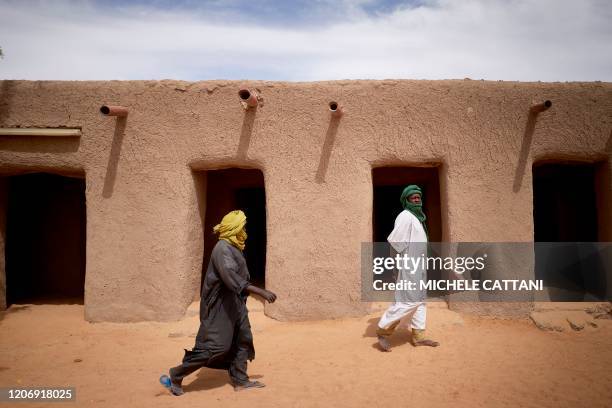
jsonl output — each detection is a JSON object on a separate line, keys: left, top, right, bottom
{"left": 0, "top": 80, "right": 611, "bottom": 322}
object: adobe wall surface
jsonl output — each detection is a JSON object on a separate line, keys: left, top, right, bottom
{"left": 0, "top": 79, "right": 610, "bottom": 321}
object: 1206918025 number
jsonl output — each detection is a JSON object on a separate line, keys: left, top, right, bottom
{"left": 1, "top": 387, "right": 75, "bottom": 401}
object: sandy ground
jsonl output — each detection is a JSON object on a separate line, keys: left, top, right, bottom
{"left": 0, "top": 299, "right": 611, "bottom": 408}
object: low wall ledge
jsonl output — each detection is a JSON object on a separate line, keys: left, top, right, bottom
{"left": 0, "top": 128, "right": 82, "bottom": 137}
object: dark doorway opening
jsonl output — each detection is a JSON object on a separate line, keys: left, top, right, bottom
{"left": 533, "top": 162, "right": 607, "bottom": 300}
{"left": 372, "top": 166, "right": 443, "bottom": 296}
{"left": 372, "top": 166, "right": 442, "bottom": 243}
{"left": 533, "top": 163, "right": 599, "bottom": 242}
{"left": 201, "top": 168, "right": 266, "bottom": 288}
{"left": 5, "top": 173, "right": 86, "bottom": 305}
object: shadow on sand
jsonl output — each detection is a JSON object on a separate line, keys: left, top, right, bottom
{"left": 184, "top": 369, "right": 264, "bottom": 393}
{"left": 0, "top": 304, "right": 31, "bottom": 322}
{"left": 363, "top": 316, "right": 413, "bottom": 351}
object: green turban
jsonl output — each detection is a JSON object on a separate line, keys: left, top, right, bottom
{"left": 400, "top": 184, "right": 427, "bottom": 226}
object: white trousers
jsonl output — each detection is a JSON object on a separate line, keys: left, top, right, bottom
{"left": 378, "top": 301, "right": 427, "bottom": 331}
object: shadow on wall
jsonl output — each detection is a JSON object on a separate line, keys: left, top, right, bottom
{"left": 237, "top": 108, "right": 256, "bottom": 159}
{"left": 102, "top": 117, "right": 127, "bottom": 198}
{"left": 315, "top": 116, "right": 341, "bottom": 183}
{"left": 513, "top": 111, "right": 539, "bottom": 193}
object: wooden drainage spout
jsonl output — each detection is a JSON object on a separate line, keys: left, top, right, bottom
{"left": 529, "top": 100, "right": 552, "bottom": 114}
{"left": 329, "top": 101, "right": 343, "bottom": 118}
{"left": 238, "top": 88, "right": 258, "bottom": 109}
{"left": 100, "top": 105, "right": 129, "bottom": 117}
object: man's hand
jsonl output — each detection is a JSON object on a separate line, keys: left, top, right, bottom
{"left": 261, "top": 289, "right": 277, "bottom": 303}
{"left": 245, "top": 285, "right": 277, "bottom": 303}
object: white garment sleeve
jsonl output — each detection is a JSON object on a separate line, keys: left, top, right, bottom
{"left": 387, "top": 211, "right": 414, "bottom": 253}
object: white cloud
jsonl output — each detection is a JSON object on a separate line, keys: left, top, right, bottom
{"left": 0, "top": 0, "right": 610, "bottom": 81}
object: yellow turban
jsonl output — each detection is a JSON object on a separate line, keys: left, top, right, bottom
{"left": 213, "top": 210, "right": 247, "bottom": 251}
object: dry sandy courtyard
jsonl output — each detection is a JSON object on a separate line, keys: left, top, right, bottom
{"left": 0, "top": 299, "right": 611, "bottom": 408}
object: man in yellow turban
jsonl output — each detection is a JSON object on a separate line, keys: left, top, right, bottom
{"left": 162, "top": 210, "right": 277, "bottom": 395}
{"left": 213, "top": 210, "right": 248, "bottom": 251}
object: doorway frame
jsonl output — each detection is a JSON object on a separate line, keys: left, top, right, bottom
{"left": 0, "top": 168, "right": 87, "bottom": 310}
{"left": 189, "top": 163, "right": 269, "bottom": 300}
{"left": 371, "top": 161, "right": 449, "bottom": 243}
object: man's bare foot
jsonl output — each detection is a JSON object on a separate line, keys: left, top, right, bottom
{"left": 413, "top": 339, "right": 440, "bottom": 347}
{"left": 377, "top": 335, "right": 392, "bottom": 352}
{"left": 233, "top": 380, "right": 265, "bottom": 391}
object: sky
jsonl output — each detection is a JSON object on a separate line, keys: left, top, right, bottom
{"left": 0, "top": 0, "right": 611, "bottom": 81}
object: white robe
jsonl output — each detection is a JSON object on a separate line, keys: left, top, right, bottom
{"left": 378, "top": 210, "right": 428, "bottom": 331}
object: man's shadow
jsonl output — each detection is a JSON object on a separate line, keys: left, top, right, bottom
{"left": 363, "top": 317, "right": 412, "bottom": 351}
{"left": 183, "top": 369, "right": 264, "bottom": 392}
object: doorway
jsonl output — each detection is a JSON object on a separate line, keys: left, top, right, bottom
{"left": 4, "top": 173, "right": 86, "bottom": 305}
{"left": 372, "top": 166, "right": 443, "bottom": 296}
{"left": 533, "top": 161, "right": 607, "bottom": 300}
{"left": 372, "top": 166, "right": 442, "bottom": 242}
{"left": 201, "top": 168, "right": 266, "bottom": 288}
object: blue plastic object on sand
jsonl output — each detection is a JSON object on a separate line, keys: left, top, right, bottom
{"left": 159, "top": 374, "right": 171, "bottom": 389}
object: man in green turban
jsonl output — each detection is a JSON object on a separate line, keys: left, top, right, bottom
{"left": 400, "top": 184, "right": 428, "bottom": 235}
{"left": 376, "top": 185, "right": 439, "bottom": 351}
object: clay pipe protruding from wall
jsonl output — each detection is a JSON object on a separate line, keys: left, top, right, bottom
{"left": 239, "top": 88, "right": 259, "bottom": 109}
{"left": 529, "top": 100, "right": 552, "bottom": 114}
{"left": 329, "top": 101, "right": 343, "bottom": 118}
{"left": 100, "top": 105, "right": 129, "bottom": 117}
